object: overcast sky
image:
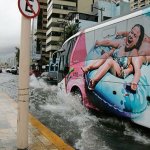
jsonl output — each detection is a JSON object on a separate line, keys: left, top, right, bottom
{"left": 0, "top": 0, "right": 21, "bottom": 58}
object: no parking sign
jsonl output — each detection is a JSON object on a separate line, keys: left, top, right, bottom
{"left": 18, "top": 0, "right": 40, "bottom": 18}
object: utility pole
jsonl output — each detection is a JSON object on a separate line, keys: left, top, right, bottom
{"left": 93, "top": 6, "right": 105, "bottom": 22}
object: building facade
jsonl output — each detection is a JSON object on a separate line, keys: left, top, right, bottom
{"left": 130, "top": 0, "right": 150, "bottom": 11}
{"left": 46, "top": 0, "right": 78, "bottom": 59}
{"left": 92, "top": 0, "right": 130, "bottom": 23}
{"left": 77, "top": 0, "right": 98, "bottom": 13}
{"left": 32, "top": 0, "right": 48, "bottom": 69}
{"left": 46, "top": 0, "right": 99, "bottom": 60}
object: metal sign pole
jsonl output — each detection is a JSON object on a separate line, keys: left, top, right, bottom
{"left": 17, "top": 0, "right": 40, "bottom": 148}
{"left": 17, "top": 15, "right": 31, "bottom": 149}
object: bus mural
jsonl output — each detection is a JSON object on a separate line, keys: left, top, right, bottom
{"left": 58, "top": 6, "right": 150, "bottom": 128}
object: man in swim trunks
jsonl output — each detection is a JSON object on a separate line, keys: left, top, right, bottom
{"left": 81, "top": 24, "right": 145, "bottom": 91}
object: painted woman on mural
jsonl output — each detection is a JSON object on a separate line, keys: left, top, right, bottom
{"left": 114, "top": 29, "right": 150, "bottom": 88}
{"left": 81, "top": 24, "right": 145, "bottom": 91}
{"left": 116, "top": 30, "right": 150, "bottom": 66}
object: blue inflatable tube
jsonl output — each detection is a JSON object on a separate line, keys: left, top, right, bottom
{"left": 85, "top": 46, "right": 149, "bottom": 118}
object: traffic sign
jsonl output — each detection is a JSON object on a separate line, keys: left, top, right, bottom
{"left": 18, "top": 0, "right": 40, "bottom": 18}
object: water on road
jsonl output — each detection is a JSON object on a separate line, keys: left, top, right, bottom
{"left": 0, "top": 72, "right": 150, "bottom": 150}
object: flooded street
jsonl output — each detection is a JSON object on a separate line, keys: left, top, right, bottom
{"left": 0, "top": 72, "right": 150, "bottom": 150}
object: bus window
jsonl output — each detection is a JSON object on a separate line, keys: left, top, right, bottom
{"left": 45, "top": 65, "right": 49, "bottom": 72}
{"left": 58, "top": 54, "right": 69, "bottom": 82}
{"left": 59, "top": 55, "right": 65, "bottom": 72}
{"left": 50, "top": 64, "right": 54, "bottom": 71}
{"left": 55, "top": 64, "right": 58, "bottom": 71}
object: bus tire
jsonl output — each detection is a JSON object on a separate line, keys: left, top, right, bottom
{"left": 71, "top": 87, "right": 83, "bottom": 105}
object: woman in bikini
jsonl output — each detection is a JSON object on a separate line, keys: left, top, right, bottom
{"left": 81, "top": 24, "right": 145, "bottom": 91}
{"left": 116, "top": 30, "right": 150, "bottom": 89}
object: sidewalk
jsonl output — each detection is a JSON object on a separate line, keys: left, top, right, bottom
{"left": 0, "top": 93, "right": 74, "bottom": 150}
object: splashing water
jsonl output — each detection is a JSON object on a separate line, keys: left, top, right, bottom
{"left": 29, "top": 75, "right": 150, "bottom": 150}
{"left": 1, "top": 73, "right": 150, "bottom": 150}
{"left": 29, "top": 75, "right": 111, "bottom": 149}
{"left": 124, "top": 123, "right": 150, "bottom": 145}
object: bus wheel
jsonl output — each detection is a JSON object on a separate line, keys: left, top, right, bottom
{"left": 71, "top": 88, "right": 83, "bottom": 105}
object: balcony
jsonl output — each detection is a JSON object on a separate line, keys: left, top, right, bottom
{"left": 46, "top": 36, "right": 60, "bottom": 44}
{"left": 46, "top": 45, "right": 59, "bottom": 52}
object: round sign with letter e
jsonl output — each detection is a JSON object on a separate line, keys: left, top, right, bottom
{"left": 18, "top": 0, "right": 40, "bottom": 18}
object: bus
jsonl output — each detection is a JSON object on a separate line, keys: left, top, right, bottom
{"left": 57, "top": 6, "right": 150, "bottom": 128}
{"left": 47, "top": 51, "right": 61, "bottom": 83}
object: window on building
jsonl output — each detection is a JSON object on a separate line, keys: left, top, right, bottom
{"left": 46, "top": 40, "right": 58, "bottom": 47}
{"left": 53, "top": 4, "right": 61, "bottom": 9}
{"left": 43, "top": 20, "right": 47, "bottom": 24}
{"left": 47, "top": 31, "right": 62, "bottom": 38}
{"left": 61, "top": 0, "right": 77, "bottom": 2}
{"left": 39, "top": 2, "right": 47, "bottom": 6}
{"left": 63, "top": 5, "right": 76, "bottom": 11}
{"left": 52, "top": 31, "right": 62, "bottom": 36}
{"left": 79, "top": 13, "right": 98, "bottom": 21}
{"left": 37, "top": 10, "right": 43, "bottom": 29}
{"left": 43, "top": 15, "right": 47, "bottom": 18}
{"left": 51, "top": 13, "right": 60, "bottom": 18}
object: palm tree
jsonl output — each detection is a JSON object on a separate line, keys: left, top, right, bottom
{"left": 64, "top": 23, "right": 80, "bottom": 41}
{"left": 57, "top": 22, "right": 80, "bottom": 48}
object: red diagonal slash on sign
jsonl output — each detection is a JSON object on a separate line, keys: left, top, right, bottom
{"left": 18, "top": 0, "right": 40, "bottom": 18}
{"left": 25, "top": 0, "right": 36, "bottom": 15}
